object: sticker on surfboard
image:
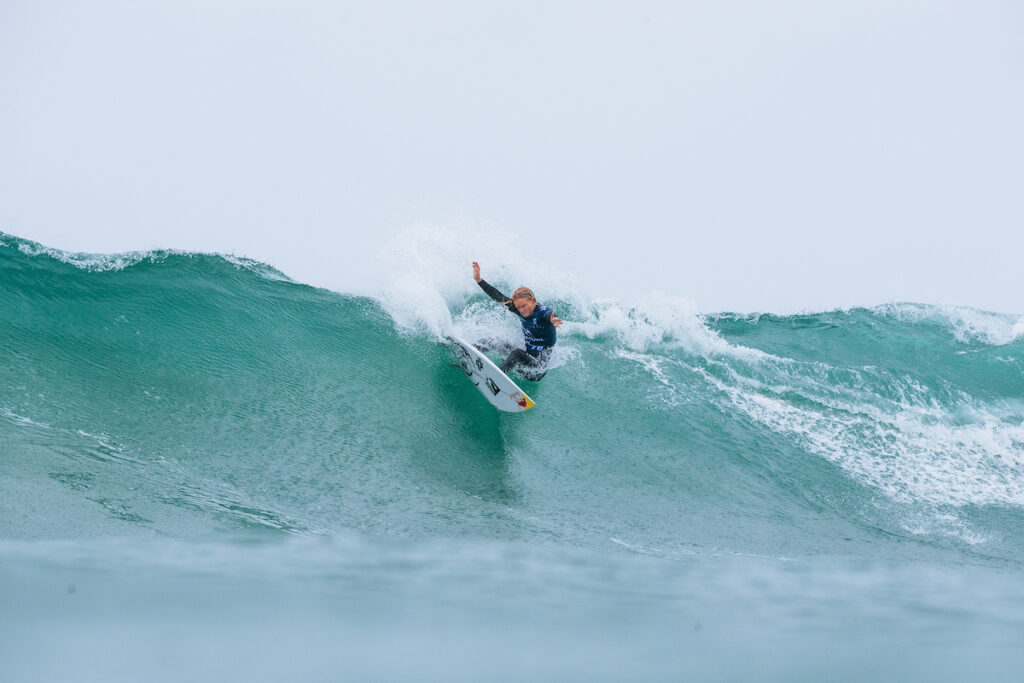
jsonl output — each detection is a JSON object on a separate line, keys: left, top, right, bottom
{"left": 447, "top": 336, "right": 536, "bottom": 413}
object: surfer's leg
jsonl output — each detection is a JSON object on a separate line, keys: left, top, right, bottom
{"left": 521, "top": 349, "right": 550, "bottom": 381}
{"left": 500, "top": 349, "right": 535, "bottom": 374}
{"left": 500, "top": 349, "right": 548, "bottom": 381}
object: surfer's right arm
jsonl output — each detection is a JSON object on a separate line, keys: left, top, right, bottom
{"left": 472, "top": 262, "right": 514, "bottom": 309}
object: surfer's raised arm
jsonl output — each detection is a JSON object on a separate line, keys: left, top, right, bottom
{"left": 472, "top": 261, "right": 512, "bottom": 307}
{"left": 471, "top": 261, "right": 562, "bottom": 327}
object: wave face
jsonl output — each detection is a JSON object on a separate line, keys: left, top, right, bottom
{"left": 4, "top": 232, "right": 1024, "bottom": 680}
{"left": 2, "top": 231, "right": 1024, "bottom": 557}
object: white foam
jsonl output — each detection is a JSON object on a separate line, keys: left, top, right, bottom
{"left": 878, "top": 303, "right": 1024, "bottom": 346}
{"left": 370, "top": 223, "right": 781, "bottom": 375}
{"left": 15, "top": 238, "right": 152, "bottom": 271}
{"left": 1, "top": 407, "right": 51, "bottom": 430}
{"left": 373, "top": 221, "right": 586, "bottom": 339}
{"left": 700, "top": 362, "right": 1024, "bottom": 509}
{"left": 451, "top": 301, "right": 521, "bottom": 348}
{"left": 1013, "top": 316, "right": 1024, "bottom": 342}
{"left": 613, "top": 350, "right": 690, "bottom": 407}
{"left": 571, "top": 294, "right": 702, "bottom": 350}
{"left": 900, "top": 510, "right": 990, "bottom": 546}
{"left": 559, "top": 290, "right": 789, "bottom": 367}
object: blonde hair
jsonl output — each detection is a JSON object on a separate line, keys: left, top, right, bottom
{"left": 503, "top": 287, "right": 536, "bottom": 306}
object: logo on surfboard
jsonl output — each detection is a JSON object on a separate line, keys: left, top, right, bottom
{"left": 511, "top": 392, "right": 534, "bottom": 409}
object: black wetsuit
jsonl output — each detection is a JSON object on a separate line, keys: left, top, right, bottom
{"left": 477, "top": 279, "right": 557, "bottom": 380}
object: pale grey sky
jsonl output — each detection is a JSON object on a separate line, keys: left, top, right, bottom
{"left": 2, "top": 1, "right": 1022, "bottom": 313}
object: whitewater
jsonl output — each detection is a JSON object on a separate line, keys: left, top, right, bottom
{"left": 2, "top": 229, "right": 1024, "bottom": 681}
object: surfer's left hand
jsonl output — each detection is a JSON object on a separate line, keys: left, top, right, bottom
{"left": 551, "top": 314, "right": 563, "bottom": 327}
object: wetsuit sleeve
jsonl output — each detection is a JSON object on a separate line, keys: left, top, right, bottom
{"left": 477, "top": 279, "right": 517, "bottom": 314}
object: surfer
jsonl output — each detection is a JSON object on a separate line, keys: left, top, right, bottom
{"left": 472, "top": 261, "right": 562, "bottom": 380}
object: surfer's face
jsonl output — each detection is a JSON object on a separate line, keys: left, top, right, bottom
{"left": 513, "top": 296, "right": 537, "bottom": 317}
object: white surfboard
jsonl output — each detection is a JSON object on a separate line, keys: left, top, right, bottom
{"left": 447, "top": 336, "right": 536, "bottom": 413}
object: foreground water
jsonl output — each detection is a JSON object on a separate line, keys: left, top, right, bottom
{"left": 2, "top": 232, "right": 1023, "bottom": 680}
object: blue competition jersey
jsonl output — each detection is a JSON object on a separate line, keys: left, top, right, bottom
{"left": 519, "top": 305, "right": 557, "bottom": 356}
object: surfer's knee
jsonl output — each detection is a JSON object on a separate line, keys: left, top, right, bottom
{"left": 500, "top": 349, "right": 532, "bottom": 373}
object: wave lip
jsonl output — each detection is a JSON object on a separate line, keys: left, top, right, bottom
{"left": 1, "top": 231, "right": 292, "bottom": 282}
{"left": 877, "top": 302, "right": 1024, "bottom": 346}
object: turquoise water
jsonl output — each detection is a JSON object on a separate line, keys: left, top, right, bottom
{"left": 3, "top": 232, "right": 1024, "bottom": 681}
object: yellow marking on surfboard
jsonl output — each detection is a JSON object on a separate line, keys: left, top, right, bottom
{"left": 512, "top": 391, "right": 535, "bottom": 411}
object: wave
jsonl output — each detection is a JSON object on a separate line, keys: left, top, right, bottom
{"left": 2, "top": 231, "right": 1023, "bottom": 564}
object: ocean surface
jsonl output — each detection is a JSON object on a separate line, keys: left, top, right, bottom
{"left": 2, "top": 231, "right": 1023, "bottom": 681}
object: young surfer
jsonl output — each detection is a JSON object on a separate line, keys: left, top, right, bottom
{"left": 472, "top": 261, "right": 562, "bottom": 380}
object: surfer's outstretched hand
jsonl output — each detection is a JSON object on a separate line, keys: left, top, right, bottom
{"left": 550, "top": 313, "right": 563, "bottom": 327}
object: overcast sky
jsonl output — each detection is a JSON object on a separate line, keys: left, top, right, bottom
{"left": 2, "top": 1, "right": 1021, "bottom": 313}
